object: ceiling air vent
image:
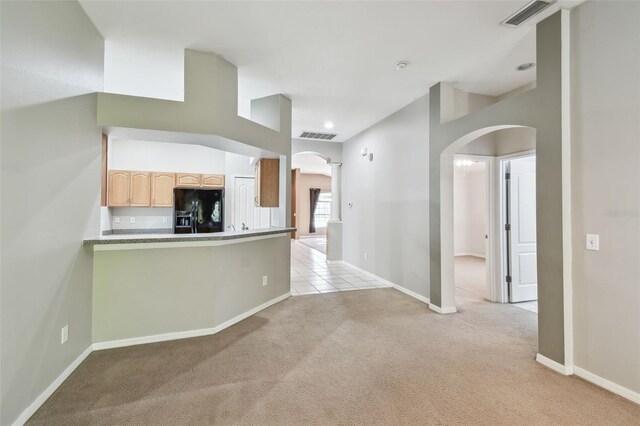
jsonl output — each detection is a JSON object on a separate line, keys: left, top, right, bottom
{"left": 299, "top": 131, "right": 337, "bottom": 141}
{"left": 501, "top": 0, "right": 555, "bottom": 27}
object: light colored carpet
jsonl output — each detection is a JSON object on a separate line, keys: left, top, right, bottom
{"left": 455, "top": 255, "right": 539, "bottom": 313}
{"left": 455, "top": 255, "right": 488, "bottom": 301}
{"left": 28, "top": 288, "right": 640, "bottom": 425}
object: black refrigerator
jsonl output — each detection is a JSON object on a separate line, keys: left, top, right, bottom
{"left": 174, "top": 188, "right": 224, "bottom": 234}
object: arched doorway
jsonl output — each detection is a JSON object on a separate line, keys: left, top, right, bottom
{"left": 438, "top": 125, "right": 533, "bottom": 312}
{"left": 446, "top": 126, "right": 537, "bottom": 313}
{"left": 291, "top": 152, "right": 333, "bottom": 253}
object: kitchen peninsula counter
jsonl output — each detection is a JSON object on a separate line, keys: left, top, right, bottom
{"left": 84, "top": 227, "right": 295, "bottom": 250}
{"left": 90, "top": 226, "right": 293, "bottom": 347}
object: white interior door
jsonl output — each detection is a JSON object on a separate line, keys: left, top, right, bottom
{"left": 507, "top": 156, "right": 537, "bottom": 303}
{"left": 234, "top": 177, "right": 270, "bottom": 230}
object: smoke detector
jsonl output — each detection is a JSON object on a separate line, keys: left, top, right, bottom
{"left": 395, "top": 61, "right": 409, "bottom": 70}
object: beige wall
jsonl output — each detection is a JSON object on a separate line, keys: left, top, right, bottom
{"left": 342, "top": 95, "right": 430, "bottom": 298}
{"left": 0, "top": 2, "right": 104, "bottom": 424}
{"left": 429, "top": 13, "right": 566, "bottom": 363}
{"left": 292, "top": 138, "right": 343, "bottom": 163}
{"left": 454, "top": 165, "right": 487, "bottom": 257}
{"left": 458, "top": 127, "right": 536, "bottom": 157}
{"left": 296, "top": 173, "right": 331, "bottom": 237}
{"left": 571, "top": 1, "right": 640, "bottom": 394}
{"left": 93, "top": 236, "right": 290, "bottom": 343}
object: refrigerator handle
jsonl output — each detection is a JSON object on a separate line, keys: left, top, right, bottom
{"left": 191, "top": 200, "right": 197, "bottom": 234}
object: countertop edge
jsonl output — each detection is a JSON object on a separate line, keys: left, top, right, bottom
{"left": 83, "top": 228, "right": 296, "bottom": 246}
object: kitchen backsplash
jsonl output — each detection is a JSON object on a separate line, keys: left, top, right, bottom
{"left": 110, "top": 207, "right": 173, "bottom": 231}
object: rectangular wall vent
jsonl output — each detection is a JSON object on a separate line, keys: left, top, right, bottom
{"left": 299, "top": 131, "right": 337, "bottom": 141}
{"left": 501, "top": 0, "right": 555, "bottom": 27}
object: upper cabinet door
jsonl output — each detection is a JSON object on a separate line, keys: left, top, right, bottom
{"left": 176, "top": 173, "right": 201, "bottom": 188}
{"left": 108, "top": 170, "right": 130, "bottom": 207}
{"left": 201, "top": 174, "right": 225, "bottom": 188}
{"left": 129, "top": 171, "right": 151, "bottom": 207}
{"left": 255, "top": 159, "right": 279, "bottom": 207}
{"left": 151, "top": 172, "right": 175, "bottom": 207}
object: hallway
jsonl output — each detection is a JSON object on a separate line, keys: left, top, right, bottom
{"left": 290, "top": 241, "right": 390, "bottom": 295}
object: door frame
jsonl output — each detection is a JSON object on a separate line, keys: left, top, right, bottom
{"left": 453, "top": 149, "right": 538, "bottom": 305}
{"left": 231, "top": 175, "right": 255, "bottom": 230}
{"left": 497, "top": 149, "right": 537, "bottom": 304}
{"left": 453, "top": 154, "right": 498, "bottom": 303}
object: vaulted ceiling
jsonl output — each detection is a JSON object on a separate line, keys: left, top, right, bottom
{"left": 80, "top": 0, "right": 581, "bottom": 142}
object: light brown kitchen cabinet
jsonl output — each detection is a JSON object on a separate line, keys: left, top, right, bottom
{"left": 108, "top": 170, "right": 131, "bottom": 207}
{"left": 129, "top": 171, "right": 151, "bottom": 206}
{"left": 109, "top": 170, "right": 225, "bottom": 207}
{"left": 108, "top": 170, "right": 151, "bottom": 207}
{"left": 255, "top": 159, "right": 279, "bottom": 207}
{"left": 151, "top": 172, "right": 175, "bottom": 207}
{"left": 175, "top": 173, "right": 201, "bottom": 188}
{"left": 201, "top": 174, "right": 225, "bottom": 188}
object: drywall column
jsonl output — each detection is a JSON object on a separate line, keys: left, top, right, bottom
{"left": 1, "top": 2, "right": 104, "bottom": 424}
{"left": 327, "top": 163, "right": 343, "bottom": 261}
{"left": 428, "top": 12, "right": 567, "bottom": 366}
{"left": 330, "top": 163, "right": 342, "bottom": 221}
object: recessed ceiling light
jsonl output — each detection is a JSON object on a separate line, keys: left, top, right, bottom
{"left": 395, "top": 61, "right": 409, "bottom": 70}
{"left": 517, "top": 62, "right": 536, "bottom": 71}
{"left": 324, "top": 121, "right": 334, "bottom": 129}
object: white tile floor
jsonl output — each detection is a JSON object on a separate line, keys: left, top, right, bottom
{"left": 297, "top": 235, "right": 327, "bottom": 254}
{"left": 290, "top": 241, "right": 390, "bottom": 295}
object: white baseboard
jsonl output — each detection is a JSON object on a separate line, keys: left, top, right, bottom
{"left": 391, "top": 283, "right": 430, "bottom": 304}
{"left": 428, "top": 303, "right": 457, "bottom": 314}
{"left": 12, "top": 292, "right": 292, "bottom": 425}
{"left": 12, "top": 345, "right": 93, "bottom": 426}
{"left": 536, "top": 353, "right": 573, "bottom": 375}
{"left": 339, "top": 261, "right": 430, "bottom": 305}
{"left": 454, "top": 252, "right": 486, "bottom": 259}
{"left": 94, "top": 292, "right": 291, "bottom": 350}
{"left": 574, "top": 366, "right": 640, "bottom": 404}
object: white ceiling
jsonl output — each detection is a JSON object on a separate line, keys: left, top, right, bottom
{"left": 292, "top": 153, "right": 331, "bottom": 176}
{"left": 80, "top": 0, "right": 581, "bottom": 142}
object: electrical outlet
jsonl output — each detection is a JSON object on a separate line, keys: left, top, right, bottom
{"left": 162, "top": 217, "right": 168, "bottom": 223}
{"left": 262, "top": 275, "right": 268, "bottom": 286}
{"left": 364, "top": 252, "right": 368, "bottom": 261}
{"left": 61, "top": 325, "right": 68, "bottom": 344}
{"left": 114, "top": 217, "right": 120, "bottom": 223}
{"left": 130, "top": 217, "right": 136, "bottom": 224}
{"left": 586, "top": 233, "right": 600, "bottom": 251}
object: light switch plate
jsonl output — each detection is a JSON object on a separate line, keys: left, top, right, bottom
{"left": 130, "top": 217, "right": 136, "bottom": 223}
{"left": 114, "top": 217, "right": 120, "bottom": 223}
{"left": 586, "top": 233, "right": 600, "bottom": 251}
